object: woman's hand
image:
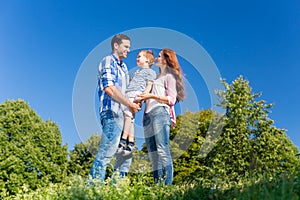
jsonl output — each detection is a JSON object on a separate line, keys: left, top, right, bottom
{"left": 135, "top": 93, "right": 151, "bottom": 102}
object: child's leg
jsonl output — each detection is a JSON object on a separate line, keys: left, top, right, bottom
{"left": 116, "top": 114, "right": 131, "bottom": 153}
{"left": 123, "top": 116, "right": 136, "bottom": 155}
{"left": 125, "top": 116, "right": 135, "bottom": 143}
{"left": 127, "top": 118, "right": 135, "bottom": 148}
{"left": 122, "top": 115, "right": 133, "bottom": 140}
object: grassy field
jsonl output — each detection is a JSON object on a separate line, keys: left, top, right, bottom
{"left": 6, "top": 172, "right": 300, "bottom": 200}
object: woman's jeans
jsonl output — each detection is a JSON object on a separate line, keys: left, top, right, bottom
{"left": 143, "top": 106, "right": 173, "bottom": 185}
{"left": 89, "top": 110, "right": 132, "bottom": 182}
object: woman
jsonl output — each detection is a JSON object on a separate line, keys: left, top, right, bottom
{"left": 137, "top": 48, "right": 185, "bottom": 185}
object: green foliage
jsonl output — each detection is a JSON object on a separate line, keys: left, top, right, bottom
{"left": 68, "top": 132, "right": 155, "bottom": 182}
{"left": 68, "top": 134, "right": 100, "bottom": 177}
{"left": 3, "top": 75, "right": 299, "bottom": 199}
{"left": 171, "top": 109, "right": 218, "bottom": 184}
{"left": 171, "top": 76, "right": 299, "bottom": 187}
{"left": 0, "top": 99, "right": 68, "bottom": 197}
{"left": 204, "top": 76, "right": 299, "bottom": 185}
{"left": 6, "top": 172, "right": 300, "bottom": 200}
{"left": 235, "top": 174, "right": 300, "bottom": 200}
{"left": 126, "top": 149, "right": 153, "bottom": 184}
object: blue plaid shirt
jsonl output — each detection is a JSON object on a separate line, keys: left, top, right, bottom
{"left": 98, "top": 53, "right": 129, "bottom": 114}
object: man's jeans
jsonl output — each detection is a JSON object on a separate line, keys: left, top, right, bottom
{"left": 89, "top": 110, "right": 131, "bottom": 182}
{"left": 143, "top": 106, "right": 173, "bottom": 185}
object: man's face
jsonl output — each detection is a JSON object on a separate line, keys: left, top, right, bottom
{"left": 115, "top": 39, "right": 130, "bottom": 60}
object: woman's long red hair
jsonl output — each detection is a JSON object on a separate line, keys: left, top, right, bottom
{"left": 162, "top": 48, "right": 185, "bottom": 101}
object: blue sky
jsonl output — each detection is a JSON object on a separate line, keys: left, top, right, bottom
{"left": 1, "top": 0, "right": 299, "bottom": 151}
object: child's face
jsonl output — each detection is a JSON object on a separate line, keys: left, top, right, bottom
{"left": 136, "top": 52, "right": 149, "bottom": 67}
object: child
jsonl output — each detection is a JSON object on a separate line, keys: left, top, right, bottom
{"left": 117, "top": 50, "right": 157, "bottom": 157}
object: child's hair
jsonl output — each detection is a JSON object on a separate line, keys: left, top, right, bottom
{"left": 140, "top": 50, "right": 155, "bottom": 67}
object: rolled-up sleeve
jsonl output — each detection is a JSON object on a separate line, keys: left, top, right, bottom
{"left": 165, "top": 74, "right": 177, "bottom": 106}
{"left": 99, "top": 56, "right": 115, "bottom": 89}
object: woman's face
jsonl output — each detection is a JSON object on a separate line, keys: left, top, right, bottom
{"left": 155, "top": 51, "right": 166, "bottom": 67}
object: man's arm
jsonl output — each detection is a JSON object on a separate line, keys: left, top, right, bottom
{"left": 104, "top": 85, "right": 140, "bottom": 113}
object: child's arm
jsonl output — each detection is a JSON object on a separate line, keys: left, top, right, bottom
{"left": 134, "top": 81, "right": 153, "bottom": 104}
{"left": 143, "top": 80, "right": 153, "bottom": 94}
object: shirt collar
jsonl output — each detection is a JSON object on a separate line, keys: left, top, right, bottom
{"left": 111, "top": 53, "right": 123, "bottom": 66}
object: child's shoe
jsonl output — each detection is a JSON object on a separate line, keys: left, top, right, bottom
{"left": 122, "top": 144, "right": 136, "bottom": 158}
{"left": 116, "top": 142, "right": 126, "bottom": 155}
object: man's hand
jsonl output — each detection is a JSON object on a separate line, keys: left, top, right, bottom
{"left": 128, "top": 101, "right": 141, "bottom": 114}
{"left": 104, "top": 85, "right": 141, "bottom": 113}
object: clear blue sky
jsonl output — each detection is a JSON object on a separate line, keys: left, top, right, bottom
{"left": 1, "top": 0, "right": 299, "bottom": 151}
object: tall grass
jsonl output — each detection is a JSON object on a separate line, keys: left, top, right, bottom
{"left": 6, "top": 172, "right": 300, "bottom": 200}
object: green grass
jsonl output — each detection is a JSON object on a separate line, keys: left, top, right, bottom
{"left": 5, "top": 173, "right": 300, "bottom": 200}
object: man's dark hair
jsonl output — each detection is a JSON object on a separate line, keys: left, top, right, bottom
{"left": 111, "top": 34, "right": 131, "bottom": 51}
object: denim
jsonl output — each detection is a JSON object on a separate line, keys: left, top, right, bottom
{"left": 89, "top": 110, "right": 131, "bottom": 182}
{"left": 143, "top": 106, "right": 173, "bottom": 185}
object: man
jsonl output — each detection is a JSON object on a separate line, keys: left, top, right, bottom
{"left": 89, "top": 34, "right": 140, "bottom": 182}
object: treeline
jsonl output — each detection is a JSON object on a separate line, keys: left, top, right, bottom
{"left": 1, "top": 76, "right": 299, "bottom": 198}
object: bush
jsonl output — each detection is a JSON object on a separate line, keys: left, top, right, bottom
{"left": 0, "top": 99, "right": 68, "bottom": 197}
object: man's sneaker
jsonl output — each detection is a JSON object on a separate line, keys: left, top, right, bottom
{"left": 116, "top": 142, "right": 126, "bottom": 155}
{"left": 122, "top": 145, "right": 137, "bottom": 157}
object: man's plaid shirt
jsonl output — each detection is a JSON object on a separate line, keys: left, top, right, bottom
{"left": 98, "top": 53, "right": 129, "bottom": 114}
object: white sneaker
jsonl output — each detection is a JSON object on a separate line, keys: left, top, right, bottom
{"left": 116, "top": 143, "right": 126, "bottom": 155}
{"left": 122, "top": 145, "right": 136, "bottom": 157}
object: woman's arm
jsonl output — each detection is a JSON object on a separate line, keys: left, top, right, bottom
{"left": 137, "top": 74, "right": 177, "bottom": 105}
{"left": 137, "top": 93, "right": 169, "bottom": 104}
{"left": 165, "top": 74, "right": 177, "bottom": 105}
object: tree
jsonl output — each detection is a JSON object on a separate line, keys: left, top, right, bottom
{"left": 171, "top": 76, "right": 299, "bottom": 186}
{"left": 68, "top": 133, "right": 155, "bottom": 183}
{"left": 171, "top": 109, "right": 222, "bottom": 184}
{"left": 0, "top": 99, "right": 68, "bottom": 197}
{"left": 68, "top": 134, "right": 101, "bottom": 177}
{"left": 203, "top": 76, "right": 299, "bottom": 185}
